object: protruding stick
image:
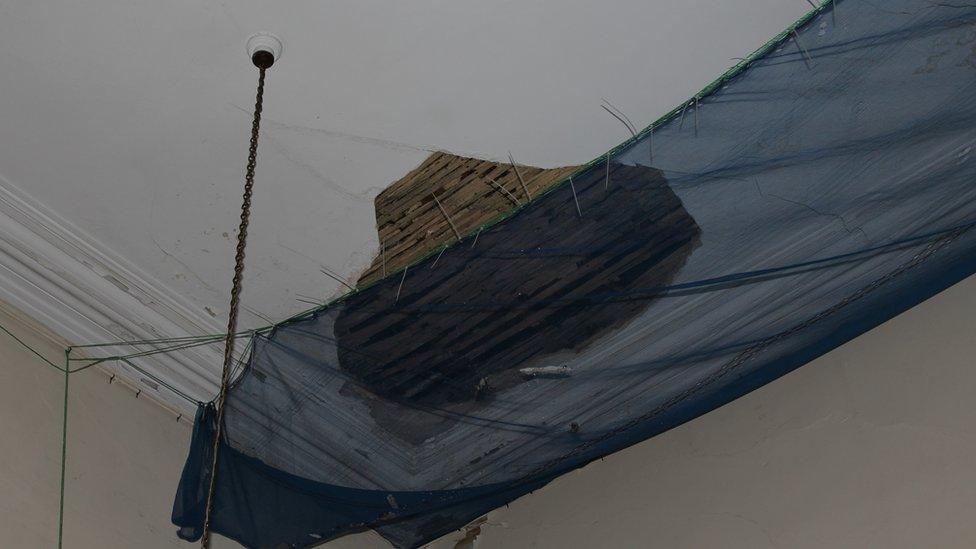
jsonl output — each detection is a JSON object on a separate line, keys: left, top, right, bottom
{"left": 470, "top": 227, "right": 483, "bottom": 249}
{"left": 600, "top": 102, "right": 637, "bottom": 138}
{"left": 395, "top": 265, "right": 408, "bottom": 303}
{"left": 793, "top": 30, "right": 813, "bottom": 69}
{"left": 432, "top": 192, "right": 462, "bottom": 241}
{"left": 649, "top": 126, "right": 654, "bottom": 164}
{"left": 295, "top": 294, "right": 325, "bottom": 306}
{"left": 243, "top": 305, "right": 275, "bottom": 324}
{"left": 430, "top": 245, "right": 447, "bottom": 270}
{"left": 320, "top": 267, "right": 356, "bottom": 292}
{"left": 508, "top": 152, "right": 531, "bottom": 201}
{"left": 486, "top": 177, "right": 522, "bottom": 206}
{"left": 569, "top": 177, "right": 582, "bottom": 217}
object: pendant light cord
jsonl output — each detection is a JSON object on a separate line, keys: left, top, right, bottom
{"left": 201, "top": 62, "right": 269, "bottom": 549}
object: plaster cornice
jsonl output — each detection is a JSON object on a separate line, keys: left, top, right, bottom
{"left": 0, "top": 174, "right": 223, "bottom": 413}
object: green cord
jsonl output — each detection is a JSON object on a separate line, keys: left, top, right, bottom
{"left": 57, "top": 348, "right": 69, "bottom": 549}
{"left": 69, "top": 333, "right": 226, "bottom": 349}
{"left": 0, "top": 321, "right": 65, "bottom": 372}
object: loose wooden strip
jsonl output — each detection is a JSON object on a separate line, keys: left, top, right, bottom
{"left": 508, "top": 152, "right": 532, "bottom": 201}
{"left": 486, "top": 177, "right": 522, "bottom": 206}
{"left": 432, "top": 192, "right": 462, "bottom": 241}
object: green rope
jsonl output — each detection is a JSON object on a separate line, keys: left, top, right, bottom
{"left": 112, "top": 337, "right": 229, "bottom": 361}
{"left": 71, "top": 332, "right": 248, "bottom": 365}
{"left": 69, "top": 332, "right": 226, "bottom": 349}
{"left": 0, "top": 321, "right": 65, "bottom": 372}
{"left": 57, "top": 348, "right": 70, "bottom": 549}
{"left": 65, "top": 359, "right": 106, "bottom": 373}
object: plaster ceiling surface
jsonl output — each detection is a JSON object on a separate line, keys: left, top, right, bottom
{"left": 0, "top": 1, "right": 805, "bottom": 347}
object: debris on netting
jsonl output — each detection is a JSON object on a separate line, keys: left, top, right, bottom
{"left": 173, "top": 2, "right": 976, "bottom": 547}
{"left": 519, "top": 365, "right": 572, "bottom": 379}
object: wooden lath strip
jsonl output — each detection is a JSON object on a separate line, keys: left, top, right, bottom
{"left": 358, "top": 152, "right": 581, "bottom": 285}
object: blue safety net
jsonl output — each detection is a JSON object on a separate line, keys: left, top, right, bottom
{"left": 173, "top": 1, "right": 976, "bottom": 546}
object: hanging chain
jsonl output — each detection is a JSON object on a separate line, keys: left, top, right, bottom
{"left": 200, "top": 64, "right": 267, "bottom": 549}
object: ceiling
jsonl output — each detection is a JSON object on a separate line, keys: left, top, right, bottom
{"left": 0, "top": 0, "right": 807, "bottom": 407}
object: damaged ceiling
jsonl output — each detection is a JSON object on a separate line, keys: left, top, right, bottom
{"left": 0, "top": 1, "right": 806, "bottom": 405}
{"left": 358, "top": 152, "right": 580, "bottom": 285}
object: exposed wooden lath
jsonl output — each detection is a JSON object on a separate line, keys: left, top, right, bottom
{"left": 336, "top": 162, "right": 701, "bottom": 410}
{"left": 357, "top": 151, "right": 579, "bottom": 285}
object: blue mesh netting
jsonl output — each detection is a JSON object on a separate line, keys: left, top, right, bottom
{"left": 174, "top": 1, "right": 976, "bottom": 546}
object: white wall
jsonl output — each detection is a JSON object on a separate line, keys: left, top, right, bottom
{"left": 0, "top": 300, "right": 381, "bottom": 549}
{"left": 4, "top": 273, "right": 976, "bottom": 548}
{"left": 445, "top": 274, "right": 976, "bottom": 549}
{"left": 0, "top": 300, "right": 187, "bottom": 547}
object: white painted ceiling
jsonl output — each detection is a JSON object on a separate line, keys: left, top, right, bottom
{"left": 0, "top": 0, "right": 806, "bottom": 398}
